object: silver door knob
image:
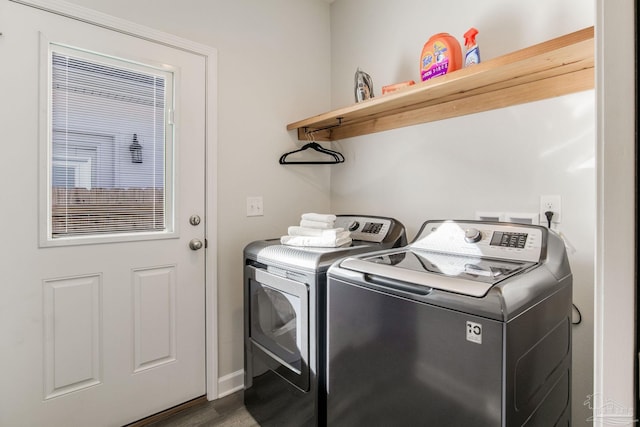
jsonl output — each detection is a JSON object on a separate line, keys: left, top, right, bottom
{"left": 189, "top": 239, "right": 203, "bottom": 250}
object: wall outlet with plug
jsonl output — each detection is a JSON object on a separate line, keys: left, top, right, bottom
{"left": 539, "top": 195, "right": 561, "bottom": 226}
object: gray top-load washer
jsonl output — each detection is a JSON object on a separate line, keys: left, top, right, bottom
{"left": 326, "top": 219, "right": 573, "bottom": 426}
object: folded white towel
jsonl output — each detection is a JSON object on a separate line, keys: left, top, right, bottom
{"left": 287, "top": 226, "right": 345, "bottom": 237}
{"left": 301, "top": 213, "right": 337, "bottom": 223}
{"left": 280, "top": 234, "right": 352, "bottom": 248}
{"left": 300, "top": 219, "right": 335, "bottom": 229}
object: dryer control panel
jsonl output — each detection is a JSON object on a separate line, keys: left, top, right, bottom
{"left": 410, "top": 220, "right": 545, "bottom": 263}
{"left": 335, "top": 216, "right": 393, "bottom": 243}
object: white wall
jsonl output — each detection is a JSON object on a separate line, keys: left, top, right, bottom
{"left": 62, "top": 0, "right": 333, "bottom": 395}
{"left": 328, "top": 0, "right": 596, "bottom": 423}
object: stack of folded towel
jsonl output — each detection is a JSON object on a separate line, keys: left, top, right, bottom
{"left": 280, "top": 213, "right": 352, "bottom": 248}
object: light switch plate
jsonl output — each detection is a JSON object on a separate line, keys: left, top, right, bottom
{"left": 246, "top": 196, "right": 263, "bottom": 217}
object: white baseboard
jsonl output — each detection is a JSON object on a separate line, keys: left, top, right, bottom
{"left": 217, "top": 370, "right": 244, "bottom": 398}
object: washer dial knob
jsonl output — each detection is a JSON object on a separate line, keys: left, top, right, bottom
{"left": 464, "top": 228, "right": 482, "bottom": 243}
{"left": 348, "top": 221, "right": 360, "bottom": 231}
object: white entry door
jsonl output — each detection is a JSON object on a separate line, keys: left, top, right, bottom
{"left": 0, "top": 1, "right": 209, "bottom": 426}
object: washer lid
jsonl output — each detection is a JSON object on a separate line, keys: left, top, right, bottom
{"left": 339, "top": 249, "right": 536, "bottom": 297}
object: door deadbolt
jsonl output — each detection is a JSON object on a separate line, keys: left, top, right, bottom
{"left": 189, "top": 215, "right": 201, "bottom": 226}
{"left": 189, "top": 239, "right": 204, "bottom": 250}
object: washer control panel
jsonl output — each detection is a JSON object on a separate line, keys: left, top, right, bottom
{"left": 335, "top": 216, "right": 393, "bottom": 243}
{"left": 410, "top": 220, "right": 545, "bottom": 263}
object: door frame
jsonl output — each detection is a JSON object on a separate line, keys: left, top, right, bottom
{"left": 594, "top": 0, "right": 636, "bottom": 424}
{"left": 12, "top": 0, "right": 219, "bottom": 400}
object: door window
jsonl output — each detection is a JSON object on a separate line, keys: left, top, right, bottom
{"left": 44, "top": 45, "right": 175, "bottom": 244}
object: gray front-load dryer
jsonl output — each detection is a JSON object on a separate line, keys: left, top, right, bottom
{"left": 243, "top": 215, "right": 407, "bottom": 426}
{"left": 326, "top": 220, "right": 572, "bottom": 426}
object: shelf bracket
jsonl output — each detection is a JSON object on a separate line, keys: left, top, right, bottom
{"left": 303, "top": 117, "right": 343, "bottom": 137}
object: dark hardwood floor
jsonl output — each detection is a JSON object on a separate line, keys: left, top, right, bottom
{"left": 130, "top": 391, "right": 260, "bottom": 427}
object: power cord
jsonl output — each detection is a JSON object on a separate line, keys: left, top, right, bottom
{"left": 544, "top": 210, "right": 554, "bottom": 228}
{"left": 544, "top": 211, "right": 580, "bottom": 324}
{"left": 572, "top": 304, "right": 582, "bottom": 325}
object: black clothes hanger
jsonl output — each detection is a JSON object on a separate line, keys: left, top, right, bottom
{"left": 279, "top": 142, "right": 345, "bottom": 164}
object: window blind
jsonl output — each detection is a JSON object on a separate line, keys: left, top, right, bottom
{"left": 50, "top": 49, "right": 172, "bottom": 238}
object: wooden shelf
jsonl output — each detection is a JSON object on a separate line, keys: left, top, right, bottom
{"left": 287, "top": 26, "right": 594, "bottom": 141}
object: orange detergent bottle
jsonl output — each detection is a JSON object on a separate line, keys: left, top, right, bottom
{"left": 420, "top": 32, "right": 463, "bottom": 81}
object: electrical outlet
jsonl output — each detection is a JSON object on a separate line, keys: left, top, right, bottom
{"left": 539, "top": 195, "right": 561, "bottom": 225}
{"left": 246, "top": 196, "right": 263, "bottom": 217}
